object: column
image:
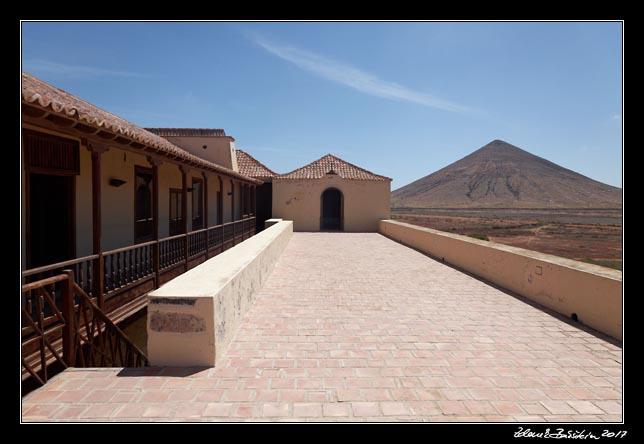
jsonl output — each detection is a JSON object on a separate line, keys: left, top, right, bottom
{"left": 147, "top": 156, "right": 162, "bottom": 287}
{"left": 86, "top": 142, "right": 108, "bottom": 308}
{"left": 218, "top": 176, "right": 223, "bottom": 225}
{"left": 202, "top": 172, "right": 209, "bottom": 258}
{"left": 180, "top": 165, "right": 190, "bottom": 270}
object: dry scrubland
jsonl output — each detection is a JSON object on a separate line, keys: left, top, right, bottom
{"left": 391, "top": 208, "right": 622, "bottom": 271}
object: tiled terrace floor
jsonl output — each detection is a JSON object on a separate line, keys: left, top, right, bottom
{"left": 22, "top": 233, "right": 622, "bottom": 422}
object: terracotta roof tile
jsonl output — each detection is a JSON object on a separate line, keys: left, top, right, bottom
{"left": 145, "top": 128, "right": 227, "bottom": 137}
{"left": 278, "top": 154, "right": 391, "bottom": 181}
{"left": 21, "top": 72, "right": 259, "bottom": 184}
{"left": 236, "top": 149, "right": 278, "bottom": 179}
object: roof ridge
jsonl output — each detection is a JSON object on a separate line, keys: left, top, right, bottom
{"left": 236, "top": 149, "right": 279, "bottom": 178}
{"left": 149, "top": 127, "right": 226, "bottom": 130}
{"left": 323, "top": 153, "right": 390, "bottom": 180}
{"left": 279, "top": 156, "right": 324, "bottom": 178}
{"left": 146, "top": 127, "right": 228, "bottom": 137}
{"left": 278, "top": 153, "right": 391, "bottom": 181}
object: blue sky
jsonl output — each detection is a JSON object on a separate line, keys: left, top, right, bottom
{"left": 21, "top": 22, "right": 623, "bottom": 188}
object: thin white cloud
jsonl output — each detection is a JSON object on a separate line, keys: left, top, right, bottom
{"left": 244, "top": 145, "right": 355, "bottom": 161}
{"left": 248, "top": 146, "right": 303, "bottom": 153}
{"left": 22, "top": 60, "right": 146, "bottom": 78}
{"left": 612, "top": 113, "right": 621, "bottom": 120}
{"left": 253, "top": 36, "right": 469, "bottom": 114}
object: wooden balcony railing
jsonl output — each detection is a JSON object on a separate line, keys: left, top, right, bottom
{"left": 22, "top": 217, "right": 256, "bottom": 387}
{"left": 21, "top": 270, "right": 148, "bottom": 386}
{"left": 23, "top": 254, "right": 97, "bottom": 297}
{"left": 21, "top": 274, "right": 72, "bottom": 385}
{"left": 103, "top": 241, "right": 155, "bottom": 295}
{"left": 159, "top": 234, "right": 186, "bottom": 271}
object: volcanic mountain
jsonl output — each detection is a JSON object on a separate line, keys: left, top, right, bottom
{"left": 391, "top": 140, "right": 621, "bottom": 209}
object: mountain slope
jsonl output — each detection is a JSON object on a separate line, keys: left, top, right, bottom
{"left": 392, "top": 140, "right": 621, "bottom": 209}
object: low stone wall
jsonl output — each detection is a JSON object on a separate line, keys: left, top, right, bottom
{"left": 379, "top": 220, "right": 622, "bottom": 341}
{"left": 147, "top": 221, "right": 293, "bottom": 366}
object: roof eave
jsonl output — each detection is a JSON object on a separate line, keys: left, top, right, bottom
{"left": 21, "top": 98, "right": 260, "bottom": 184}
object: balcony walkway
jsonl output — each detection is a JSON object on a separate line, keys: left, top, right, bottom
{"left": 22, "top": 233, "right": 622, "bottom": 422}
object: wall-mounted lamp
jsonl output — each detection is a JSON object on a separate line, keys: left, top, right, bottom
{"left": 109, "top": 178, "right": 127, "bottom": 187}
{"left": 202, "top": 145, "right": 208, "bottom": 150}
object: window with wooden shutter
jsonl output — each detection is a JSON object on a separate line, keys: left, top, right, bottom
{"left": 23, "top": 129, "right": 79, "bottom": 174}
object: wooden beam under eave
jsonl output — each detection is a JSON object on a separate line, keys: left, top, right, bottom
{"left": 23, "top": 116, "right": 148, "bottom": 161}
{"left": 130, "top": 141, "right": 147, "bottom": 150}
{"left": 95, "top": 130, "right": 118, "bottom": 140}
{"left": 23, "top": 115, "right": 170, "bottom": 166}
{"left": 45, "top": 114, "right": 76, "bottom": 127}
{"left": 113, "top": 136, "right": 131, "bottom": 145}
{"left": 23, "top": 112, "right": 259, "bottom": 187}
{"left": 73, "top": 122, "right": 101, "bottom": 134}
{"left": 22, "top": 104, "right": 49, "bottom": 118}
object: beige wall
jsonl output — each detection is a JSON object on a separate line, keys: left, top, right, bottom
{"left": 207, "top": 175, "right": 220, "bottom": 226}
{"left": 82, "top": 148, "right": 199, "bottom": 251}
{"left": 379, "top": 220, "right": 623, "bottom": 341}
{"left": 272, "top": 176, "right": 390, "bottom": 232}
{"left": 235, "top": 182, "right": 242, "bottom": 220}
{"left": 222, "top": 179, "right": 232, "bottom": 223}
{"left": 162, "top": 136, "right": 238, "bottom": 172}
{"left": 97, "top": 151, "right": 236, "bottom": 249}
{"left": 147, "top": 220, "right": 293, "bottom": 366}
{"left": 103, "top": 155, "right": 238, "bottom": 246}
{"left": 101, "top": 149, "right": 149, "bottom": 250}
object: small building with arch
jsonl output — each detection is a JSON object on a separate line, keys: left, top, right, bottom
{"left": 272, "top": 154, "right": 391, "bottom": 232}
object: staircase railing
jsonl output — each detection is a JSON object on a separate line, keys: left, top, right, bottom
{"left": 21, "top": 270, "right": 148, "bottom": 387}
{"left": 69, "top": 278, "right": 148, "bottom": 368}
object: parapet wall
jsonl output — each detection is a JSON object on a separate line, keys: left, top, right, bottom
{"left": 378, "top": 220, "right": 622, "bottom": 341}
{"left": 147, "top": 220, "right": 293, "bottom": 366}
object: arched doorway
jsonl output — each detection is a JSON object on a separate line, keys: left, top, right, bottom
{"left": 321, "top": 188, "right": 343, "bottom": 231}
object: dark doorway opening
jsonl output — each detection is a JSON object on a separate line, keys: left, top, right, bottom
{"left": 28, "top": 173, "right": 74, "bottom": 268}
{"left": 255, "top": 182, "right": 273, "bottom": 232}
{"left": 169, "top": 188, "right": 183, "bottom": 236}
{"left": 321, "top": 188, "right": 343, "bottom": 231}
{"left": 134, "top": 166, "right": 154, "bottom": 243}
{"left": 192, "top": 177, "right": 204, "bottom": 230}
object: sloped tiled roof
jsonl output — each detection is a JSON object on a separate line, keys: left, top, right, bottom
{"left": 278, "top": 154, "right": 391, "bottom": 181}
{"left": 146, "top": 128, "right": 227, "bottom": 137}
{"left": 21, "top": 72, "right": 259, "bottom": 183}
{"left": 236, "top": 149, "right": 278, "bottom": 179}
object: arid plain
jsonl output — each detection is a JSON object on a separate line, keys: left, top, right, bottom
{"left": 392, "top": 208, "right": 622, "bottom": 270}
